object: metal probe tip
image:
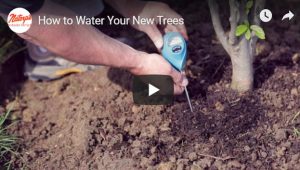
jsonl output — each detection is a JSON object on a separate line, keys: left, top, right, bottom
{"left": 184, "top": 86, "right": 193, "bottom": 112}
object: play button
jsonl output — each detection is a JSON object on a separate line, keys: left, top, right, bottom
{"left": 148, "top": 84, "right": 160, "bottom": 96}
{"left": 132, "top": 75, "right": 174, "bottom": 105}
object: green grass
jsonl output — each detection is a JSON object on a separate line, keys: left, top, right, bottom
{"left": 293, "top": 127, "right": 300, "bottom": 138}
{"left": 291, "top": 111, "right": 300, "bottom": 138}
{"left": 0, "top": 109, "right": 17, "bottom": 169}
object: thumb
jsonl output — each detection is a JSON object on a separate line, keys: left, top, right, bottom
{"left": 142, "top": 25, "right": 164, "bottom": 49}
{"left": 170, "top": 67, "right": 189, "bottom": 87}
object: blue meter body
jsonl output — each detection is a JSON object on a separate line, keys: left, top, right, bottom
{"left": 162, "top": 32, "right": 187, "bottom": 71}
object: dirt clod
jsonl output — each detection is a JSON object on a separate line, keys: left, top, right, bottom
{"left": 157, "top": 162, "right": 175, "bottom": 170}
{"left": 244, "top": 145, "right": 251, "bottom": 152}
{"left": 291, "top": 88, "right": 298, "bottom": 96}
{"left": 214, "top": 101, "right": 225, "bottom": 112}
{"left": 196, "top": 158, "right": 213, "bottom": 168}
{"left": 227, "top": 160, "right": 242, "bottom": 168}
{"left": 275, "top": 129, "right": 288, "bottom": 141}
{"left": 188, "top": 152, "right": 198, "bottom": 161}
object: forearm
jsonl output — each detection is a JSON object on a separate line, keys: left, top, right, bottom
{"left": 104, "top": 0, "right": 145, "bottom": 17}
{"left": 19, "top": 1, "right": 142, "bottom": 70}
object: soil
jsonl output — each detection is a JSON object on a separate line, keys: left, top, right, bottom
{"left": 1, "top": 0, "right": 300, "bottom": 169}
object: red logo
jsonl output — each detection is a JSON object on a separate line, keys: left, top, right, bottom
{"left": 8, "top": 14, "right": 32, "bottom": 24}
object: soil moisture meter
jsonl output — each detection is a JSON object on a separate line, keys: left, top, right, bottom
{"left": 162, "top": 32, "right": 193, "bottom": 112}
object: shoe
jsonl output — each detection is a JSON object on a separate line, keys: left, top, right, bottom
{"left": 24, "top": 42, "right": 98, "bottom": 81}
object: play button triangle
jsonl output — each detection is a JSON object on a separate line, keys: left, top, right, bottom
{"left": 148, "top": 84, "right": 160, "bottom": 96}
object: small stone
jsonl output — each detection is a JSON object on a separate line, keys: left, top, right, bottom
{"left": 276, "top": 147, "right": 287, "bottom": 157}
{"left": 244, "top": 145, "right": 251, "bottom": 152}
{"left": 176, "top": 163, "right": 184, "bottom": 170}
{"left": 146, "top": 167, "right": 155, "bottom": 170}
{"left": 159, "top": 122, "right": 171, "bottom": 131}
{"left": 141, "top": 125, "right": 157, "bottom": 138}
{"left": 22, "top": 108, "right": 34, "bottom": 122}
{"left": 157, "top": 162, "right": 174, "bottom": 170}
{"left": 140, "top": 157, "right": 151, "bottom": 167}
{"left": 215, "top": 101, "right": 225, "bottom": 112}
{"left": 117, "top": 117, "right": 126, "bottom": 127}
{"left": 190, "top": 164, "right": 203, "bottom": 170}
{"left": 169, "top": 156, "right": 176, "bottom": 163}
{"left": 227, "top": 160, "right": 241, "bottom": 168}
{"left": 188, "top": 152, "right": 198, "bottom": 161}
{"left": 209, "top": 137, "right": 217, "bottom": 144}
{"left": 132, "top": 105, "right": 140, "bottom": 114}
{"left": 254, "top": 160, "right": 262, "bottom": 167}
{"left": 150, "top": 147, "right": 156, "bottom": 154}
{"left": 261, "top": 151, "right": 268, "bottom": 158}
{"left": 251, "top": 152, "right": 257, "bottom": 161}
{"left": 177, "top": 159, "right": 189, "bottom": 165}
{"left": 292, "top": 53, "right": 300, "bottom": 64}
{"left": 131, "top": 147, "right": 141, "bottom": 157}
{"left": 275, "top": 129, "right": 287, "bottom": 141}
{"left": 132, "top": 140, "right": 141, "bottom": 148}
{"left": 196, "top": 158, "right": 213, "bottom": 168}
{"left": 291, "top": 88, "right": 298, "bottom": 96}
{"left": 213, "top": 160, "right": 223, "bottom": 169}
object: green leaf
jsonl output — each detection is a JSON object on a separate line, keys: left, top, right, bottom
{"left": 246, "top": 0, "right": 254, "bottom": 9}
{"left": 235, "top": 24, "right": 249, "bottom": 37}
{"left": 245, "top": 29, "right": 251, "bottom": 40}
{"left": 250, "top": 25, "right": 265, "bottom": 39}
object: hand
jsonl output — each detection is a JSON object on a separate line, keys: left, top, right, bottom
{"left": 130, "top": 52, "right": 188, "bottom": 95}
{"left": 129, "top": 1, "right": 188, "bottom": 49}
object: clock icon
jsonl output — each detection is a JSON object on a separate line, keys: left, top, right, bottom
{"left": 260, "top": 9, "right": 272, "bottom": 22}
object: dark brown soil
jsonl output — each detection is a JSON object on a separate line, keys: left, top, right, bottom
{"left": 1, "top": 0, "right": 300, "bottom": 169}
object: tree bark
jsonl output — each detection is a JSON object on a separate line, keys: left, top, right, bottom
{"left": 208, "top": 0, "right": 231, "bottom": 54}
{"left": 231, "top": 38, "right": 254, "bottom": 91}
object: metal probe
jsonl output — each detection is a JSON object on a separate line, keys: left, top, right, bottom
{"left": 181, "top": 71, "right": 193, "bottom": 112}
{"left": 162, "top": 32, "right": 193, "bottom": 112}
{"left": 184, "top": 85, "right": 193, "bottom": 112}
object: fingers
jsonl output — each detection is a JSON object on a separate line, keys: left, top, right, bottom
{"left": 161, "top": 9, "right": 189, "bottom": 40}
{"left": 165, "top": 24, "right": 188, "bottom": 41}
{"left": 142, "top": 25, "right": 164, "bottom": 49}
{"left": 174, "top": 84, "right": 184, "bottom": 95}
{"left": 177, "top": 24, "right": 189, "bottom": 40}
{"left": 169, "top": 67, "right": 188, "bottom": 95}
{"left": 170, "top": 67, "right": 188, "bottom": 86}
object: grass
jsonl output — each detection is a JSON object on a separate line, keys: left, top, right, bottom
{"left": 293, "top": 127, "right": 300, "bottom": 138}
{"left": 0, "top": 16, "right": 26, "bottom": 72}
{"left": 0, "top": 109, "right": 17, "bottom": 169}
{"left": 291, "top": 111, "right": 300, "bottom": 138}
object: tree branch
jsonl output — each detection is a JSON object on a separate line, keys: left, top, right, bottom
{"left": 208, "top": 0, "right": 232, "bottom": 55}
{"left": 229, "top": 0, "right": 239, "bottom": 45}
{"left": 238, "top": 0, "right": 248, "bottom": 23}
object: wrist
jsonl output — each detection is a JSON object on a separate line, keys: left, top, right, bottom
{"left": 128, "top": 51, "right": 148, "bottom": 75}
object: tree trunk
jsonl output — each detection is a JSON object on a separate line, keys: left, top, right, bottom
{"left": 230, "top": 38, "right": 254, "bottom": 92}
